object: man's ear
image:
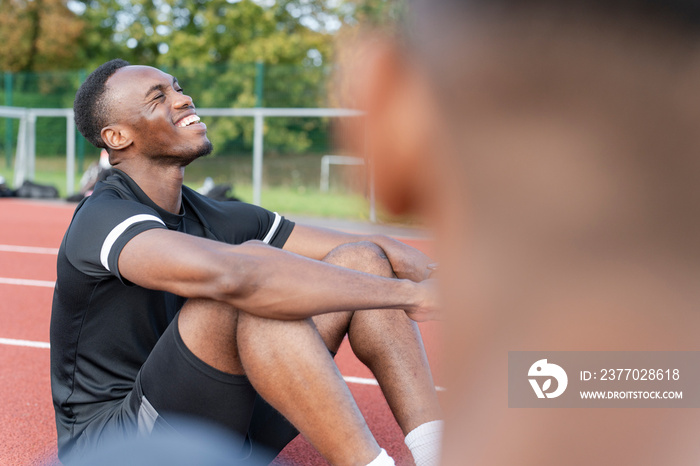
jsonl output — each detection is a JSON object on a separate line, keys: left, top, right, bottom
{"left": 100, "top": 125, "right": 133, "bottom": 151}
{"left": 342, "top": 38, "right": 439, "bottom": 215}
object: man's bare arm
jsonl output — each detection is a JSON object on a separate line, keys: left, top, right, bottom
{"left": 118, "top": 228, "right": 437, "bottom": 321}
{"left": 283, "top": 224, "right": 434, "bottom": 282}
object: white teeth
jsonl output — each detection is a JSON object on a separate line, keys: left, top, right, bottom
{"left": 177, "top": 115, "right": 200, "bottom": 127}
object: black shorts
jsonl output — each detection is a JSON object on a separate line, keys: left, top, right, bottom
{"left": 70, "top": 311, "right": 299, "bottom": 464}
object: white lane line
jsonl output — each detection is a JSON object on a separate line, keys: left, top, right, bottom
{"left": 0, "top": 338, "right": 446, "bottom": 390}
{"left": 0, "top": 244, "right": 59, "bottom": 255}
{"left": 0, "top": 277, "right": 55, "bottom": 288}
{"left": 342, "top": 376, "right": 445, "bottom": 392}
{"left": 0, "top": 337, "right": 51, "bottom": 349}
{"left": 343, "top": 375, "right": 379, "bottom": 386}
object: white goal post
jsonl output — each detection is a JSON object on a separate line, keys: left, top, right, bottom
{"left": 320, "top": 155, "right": 365, "bottom": 192}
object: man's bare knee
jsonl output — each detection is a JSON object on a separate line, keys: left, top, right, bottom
{"left": 177, "top": 298, "right": 244, "bottom": 375}
{"left": 322, "top": 241, "right": 393, "bottom": 277}
{"left": 314, "top": 242, "right": 395, "bottom": 352}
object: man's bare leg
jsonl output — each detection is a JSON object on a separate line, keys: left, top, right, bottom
{"left": 313, "top": 242, "right": 442, "bottom": 435}
{"left": 176, "top": 241, "right": 440, "bottom": 464}
{"left": 178, "top": 298, "right": 382, "bottom": 466}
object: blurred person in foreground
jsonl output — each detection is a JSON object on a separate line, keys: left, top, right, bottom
{"left": 51, "top": 58, "right": 443, "bottom": 466}
{"left": 339, "top": 1, "right": 700, "bottom": 464}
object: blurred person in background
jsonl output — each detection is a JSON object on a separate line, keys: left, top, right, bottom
{"left": 67, "top": 149, "right": 114, "bottom": 202}
{"left": 340, "top": 0, "right": 700, "bottom": 464}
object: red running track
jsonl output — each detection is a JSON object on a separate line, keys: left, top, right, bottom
{"left": 0, "top": 199, "right": 443, "bottom": 465}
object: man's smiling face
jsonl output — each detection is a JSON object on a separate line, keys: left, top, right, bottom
{"left": 105, "top": 65, "right": 213, "bottom": 165}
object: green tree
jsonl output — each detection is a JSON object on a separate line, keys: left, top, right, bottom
{"left": 0, "top": 0, "right": 86, "bottom": 71}
{"left": 0, "top": 0, "right": 402, "bottom": 155}
{"left": 159, "top": 0, "right": 336, "bottom": 153}
{"left": 69, "top": 0, "right": 344, "bottom": 153}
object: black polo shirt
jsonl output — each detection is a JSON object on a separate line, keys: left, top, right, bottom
{"left": 50, "top": 169, "right": 294, "bottom": 457}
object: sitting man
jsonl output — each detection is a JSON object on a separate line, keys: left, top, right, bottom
{"left": 50, "top": 59, "right": 442, "bottom": 466}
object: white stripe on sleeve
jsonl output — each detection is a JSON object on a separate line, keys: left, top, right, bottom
{"left": 262, "top": 212, "right": 282, "bottom": 244}
{"left": 100, "top": 214, "right": 166, "bottom": 272}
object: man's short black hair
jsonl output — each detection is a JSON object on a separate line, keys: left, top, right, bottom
{"left": 74, "top": 59, "right": 130, "bottom": 149}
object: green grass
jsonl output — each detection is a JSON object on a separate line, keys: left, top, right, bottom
{"left": 0, "top": 159, "right": 80, "bottom": 195}
{"left": 1, "top": 154, "right": 423, "bottom": 225}
{"left": 0, "top": 156, "right": 384, "bottom": 221}
{"left": 234, "top": 185, "right": 371, "bottom": 220}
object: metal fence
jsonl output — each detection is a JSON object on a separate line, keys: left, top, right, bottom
{"left": 0, "top": 106, "right": 76, "bottom": 194}
{"left": 1, "top": 106, "right": 376, "bottom": 221}
{"left": 1, "top": 64, "right": 335, "bottom": 166}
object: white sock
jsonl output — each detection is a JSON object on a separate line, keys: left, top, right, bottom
{"left": 404, "top": 420, "right": 444, "bottom": 466}
{"left": 366, "top": 448, "right": 395, "bottom": 466}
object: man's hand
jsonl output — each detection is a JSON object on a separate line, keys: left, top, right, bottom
{"left": 405, "top": 279, "right": 440, "bottom": 322}
{"left": 281, "top": 225, "right": 440, "bottom": 320}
